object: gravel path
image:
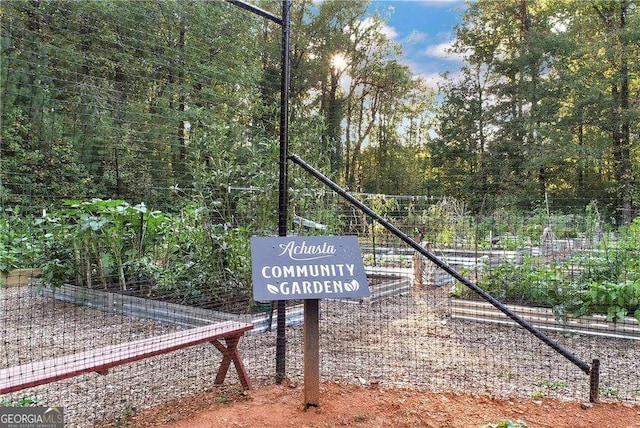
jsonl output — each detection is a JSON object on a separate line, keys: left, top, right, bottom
{"left": 2, "top": 285, "right": 639, "bottom": 427}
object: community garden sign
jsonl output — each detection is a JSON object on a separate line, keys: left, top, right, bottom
{"left": 250, "top": 235, "right": 370, "bottom": 301}
{"left": 251, "top": 235, "right": 369, "bottom": 407}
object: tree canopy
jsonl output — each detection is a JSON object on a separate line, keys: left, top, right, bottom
{"left": 1, "top": 0, "right": 638, "bottom": 222}
{"left": 434, "top": 0, "right": 639, "bottom": 220}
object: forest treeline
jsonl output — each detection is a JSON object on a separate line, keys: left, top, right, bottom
{"left": 1, "top": 0, "right": 638, "bottom": 222}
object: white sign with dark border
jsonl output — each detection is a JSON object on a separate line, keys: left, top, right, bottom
{"left": 251, "top": 235, "right": 370, "bottom": 301}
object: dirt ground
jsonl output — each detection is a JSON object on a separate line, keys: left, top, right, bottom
{"left": 111, "top": 381, "right": 640, "bottom": 428}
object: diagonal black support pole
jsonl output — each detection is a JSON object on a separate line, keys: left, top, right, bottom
{"left": 289, "top": 154, "right": 593, "bottom": 376}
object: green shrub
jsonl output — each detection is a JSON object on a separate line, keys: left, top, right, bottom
{"left": 477, "top": 257, "right": 569, "bottom": 308}
{"left": 0, "top": 207, "right": 42, "bottom": 274}
{"left": 32, "top": 199, "right": 255, "bottom": 311}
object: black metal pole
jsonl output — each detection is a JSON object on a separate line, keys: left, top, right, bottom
{"left": 226, "top": 0, "right": 290, "bottom": 386}
{"left": 275, "top": 0, "right": 291, "bottom": 385}
{"left": 289, "top": 154, "right": 592, "bottom": 375}
{"left": 226, "top": 0, "right": 283, "bottom": 25}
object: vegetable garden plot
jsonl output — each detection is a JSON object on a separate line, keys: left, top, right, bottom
{"left": 3, "top": 280, "right": 639, "bottom": 426}
{"left": 289, "top": 160, "right": 640, "bottom": 405}
{"left": 2, "top": 1, "right": 639, "bottom": 426}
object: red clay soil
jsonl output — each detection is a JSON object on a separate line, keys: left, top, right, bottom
{"left": 112, "top": 381, "right": 640, "bottom": 428}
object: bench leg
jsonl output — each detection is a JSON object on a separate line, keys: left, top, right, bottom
{"left": 211, "top": 335, "right": 251, "bottom": 389}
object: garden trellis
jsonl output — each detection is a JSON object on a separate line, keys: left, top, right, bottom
{"left": 1, "top": 0, "right": 639, "bottom": 426}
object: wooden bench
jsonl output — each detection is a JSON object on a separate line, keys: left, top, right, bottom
{"left": 0, "top": 321, "right": 253, "bottom": 395}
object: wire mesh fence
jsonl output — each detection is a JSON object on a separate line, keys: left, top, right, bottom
{"left": 287, "top": 174, "right": 640, "bottom": 404}
{"left": 1, "top": 1, "right": 639, "bottom": 426}
{"left": 1, "top": 1, "right": 281, "bottom": 424}
{"left": 2, "top": 189, "right": 640, "bottom": 425}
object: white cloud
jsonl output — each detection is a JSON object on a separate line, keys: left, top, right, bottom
{"left": 417, "top": 71, "right": 450, "bottom": 92}
{"left": 409, "top": 67, "right": 465, "bottom": 93}
{"left": 414, "top": 0, "right": 465, "bottom": 6}
{"left": 424, "top": 40, "right": 465, "bottom": 62}
{"left": 404, "top": 30, "right": 427, "bottom": 45}
{"left": 354, "top": 17, "right": 398, "bottom": 43}
{"left": 380, "top": 23, "right": 399, "bottom": 41}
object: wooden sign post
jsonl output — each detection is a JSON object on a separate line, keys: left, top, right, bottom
{"left": 303, "top": 298, "right": 320, "bottom": 407}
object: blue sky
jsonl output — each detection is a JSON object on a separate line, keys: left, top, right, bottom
{"left": 368, "top": 0, "right": 468, "bottom": 90}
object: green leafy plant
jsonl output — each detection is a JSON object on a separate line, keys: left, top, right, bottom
{"left": 540, "top": 380, "right": 568, "bottom": 391}
{"left": 477, "top": 257, "right": 570, "bottom": 308}
{"left": 216, "top": 393, "right": 231, "bottom": 404}
{"left": 128, "top": 202, "right": 256, "bottom": 311}
{"left": 0, "top": 207, "right": 41, "bottom": 275}
{"left": 600, "top": 385, "right": 619, "bottom": 398}
{"left": 36, "top": 199, "right": 171, "bottom": 291}
{"left": 0, "top": 396, "right": 40, "bottom": 407}
{"left": 531, "top": 390, "right": 544, "bottom": 399}
{"left": 570, "top": 280, "right": 640, "bottom": 323}
{"left": 482, "top": 420, "right": 529, "bottom": 428}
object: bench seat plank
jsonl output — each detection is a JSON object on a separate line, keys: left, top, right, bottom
{"left": 1, "top": 321, "right": 253, "bottom": 394}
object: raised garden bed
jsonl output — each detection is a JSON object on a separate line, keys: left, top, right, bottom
{"left": 1, "top": 268, "right": 42, "bottom": 287}
{"left": 34, "top": 284, "right": 291, "bottom": 333}
{"left": 34, "top": 273, "right": 411, "bottom": 332}
{"left": 362, "top": 272, "right": 411, "bottom": 301}
{"left": 451, "top": 298, "right": 640, "bottom": 340}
